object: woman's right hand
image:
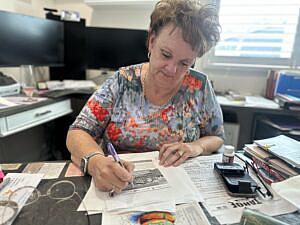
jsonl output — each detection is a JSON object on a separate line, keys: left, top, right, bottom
{"left": 88, "top": 155, "right": 135, "bottom": 193}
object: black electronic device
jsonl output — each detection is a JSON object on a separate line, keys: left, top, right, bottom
{"left": 46, "top": 13, "right": 86, "bottom": 80}
{"left": 0, "top": 10, "right": 64, "bottom": 67}
{"left": 86, "top": 27, "right": 148, "bottom": 69}
{"left": 214, "top": 162, "right": 258, "bottom": 197}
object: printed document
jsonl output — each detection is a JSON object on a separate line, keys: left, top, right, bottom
{"left": 272, "top": 175, "right": 300, "bottom": 209}
{"left": 78, "top": 151, "right": 201, "bottom": 213}
{"left": 0, "top": 173, "right": 43, "bottom": 225}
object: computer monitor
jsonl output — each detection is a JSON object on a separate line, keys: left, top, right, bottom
{"left": 86, "top": 27, "right": 148, "bottom": 69}
{"left": 0, "top": 10, "right": 64, "bottom": 67}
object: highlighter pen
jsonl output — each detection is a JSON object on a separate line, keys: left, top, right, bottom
{"left": 0, "top": 177, "right": 11, "bottom": 192}
{"left": 107, "top": 142, "right": 134, "bottom": 197}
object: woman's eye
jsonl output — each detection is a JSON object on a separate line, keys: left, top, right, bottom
{"left": 181, "top": 62, "right": 189, "bottom": 67}
{"left": 162, "top": 52, "right": 171, "bottom": 58}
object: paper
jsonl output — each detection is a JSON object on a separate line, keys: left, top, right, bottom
{"left": 245, "top": 96, "right": 279, "bottom": 108}
{"left": 65, "top": 163, "right": 83, "bottom": 177}
{"left": 271, "top": 175, "right": 300, "bottom": 209}
{"left": 102, "top": 202, "right": 210, "bottom": 225}
{"left": 255, "top": 135, "right": 300, "bottom": 168}
{"left": 0, "top": 97, "right": 17, "bottom": 109}
{"left": 78, "top": 151, "right": 200, "bottom": 213}
{"left": 90, "top": 159, "right": 174, "bottom": 212}
{"left": 180, "top": 154, "right": 297, "bottom": 224}
{"left": 46, "top": 80, "right": 96, "bottom": 90}
{"left": 0, "top": 173, "right": 43, "bottom": 225}
{"left": 23, "top": 162, "right": 65, "bottom": 179}
{"left": 175, "top": 202, "right": 211, "bottom": 225}
{"left": 77, "top": 152, "right": 173, "bottom": 213}
{"left": 216, "top": 96, "right": 244, "bottom": 106}
{"left": 0, "top": 163, "right": 22, "bottom": 171}
{"left": 4, "top": 96, "right": 48, "bottom": 105}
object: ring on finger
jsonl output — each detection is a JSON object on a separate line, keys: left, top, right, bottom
{"left": 109, "top": 185, "right": 115, "bottom": 197}
{"left": 177, "top": 149, "right": 184, "bottom": 157}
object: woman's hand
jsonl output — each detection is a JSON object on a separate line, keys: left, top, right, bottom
{"left": 159, "top": 142, "right": 203, "bottom": 167}
{"left": 88, "top": 155, "right": 135, "bottom": 193}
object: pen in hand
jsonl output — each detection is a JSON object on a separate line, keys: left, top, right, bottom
{"left": 107, "top": 142, "right": 134, "bottom": 197}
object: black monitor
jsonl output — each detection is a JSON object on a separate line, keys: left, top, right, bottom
{"left": 0, "top": 10, "right": 64, "bottom": 67}
{"left": 86, "top": 27, "right": 148, "bottom": 69}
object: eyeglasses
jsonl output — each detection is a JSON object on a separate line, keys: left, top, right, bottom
{"left": 0, "top": 180, "right": 90, "bottom": 225}
{"left": 243, "top": 160, "right": 273, "bottom": 199}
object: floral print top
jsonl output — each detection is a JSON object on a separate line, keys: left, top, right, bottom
{"left": 70, "top": 63, "right": 224, "bottom": 153}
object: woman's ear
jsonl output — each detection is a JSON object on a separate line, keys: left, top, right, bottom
{"left": 148, "top": 31, "right": 156, "bottom": 52}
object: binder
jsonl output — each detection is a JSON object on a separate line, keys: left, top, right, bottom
{"left": 274, "top": 71, "right": 300, "bottom": 98}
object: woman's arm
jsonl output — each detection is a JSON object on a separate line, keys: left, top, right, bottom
{"left": 66, "top": 129, "right": 105, "bottom": 166}
{"left": 66, "top": 129, "right": 134, "bottom": 192}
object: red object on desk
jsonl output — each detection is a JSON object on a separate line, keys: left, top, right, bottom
{"left": 0, "top": 169, "right": 4, "bottom": 182}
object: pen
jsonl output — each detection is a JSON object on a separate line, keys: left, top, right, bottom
{"left": 107, "top": 142, "right": 134, "bottom": 197}
{"left": 0, "top": 177, "right": 11, "bottom": 192}
{"left": 107, "top": 142, "right": 123, "bottom": 167}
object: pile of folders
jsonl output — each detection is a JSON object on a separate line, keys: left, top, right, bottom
{"left": 241, "top": 135, "right": 300, "bottom": 185}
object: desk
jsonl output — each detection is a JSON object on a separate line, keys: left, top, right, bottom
{"left": 2, "top": 161, "right": 300, "bottom": 225}
{"left": 220, "top": 103, "right": 300, "bottom": 149}
{"left": 0, "top": 97, "right": 72, "bottom": 163}
{"left": 1, "top": 91, "right": 299, "bottom": 162}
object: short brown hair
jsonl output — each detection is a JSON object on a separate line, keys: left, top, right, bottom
{"left": 148, "top": 0, "right": 221, "bottom": 57}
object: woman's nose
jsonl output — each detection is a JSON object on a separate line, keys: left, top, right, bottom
{"left": 165, "top": 61, "right": 177, "bottom": 75}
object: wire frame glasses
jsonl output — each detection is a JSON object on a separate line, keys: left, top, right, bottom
{"left": 0, "top": 180, "right": 90, "bottom": 225}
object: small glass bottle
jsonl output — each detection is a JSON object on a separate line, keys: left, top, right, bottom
{"left": 222, "top": 145, "right": 235, "bottom": 163}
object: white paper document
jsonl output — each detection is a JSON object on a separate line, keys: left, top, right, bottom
{"left": 245, "top": 96, "right": 279, "bottom": 108}
{"left": 105, "top": 159, "right": 173, "bottom": 212}
{"left": 78, "top": 151, "right": 200, "bottom": 214}
{"left": 272, "top": 175, "right": 300, "bottom": 209}
{"left": 0, "top": 173, "right": 43, "bottom": 225}
{"left": 180, "top": 154, "right": 298, "bottom": 224}
{"left": 175, "top": 202, "right": 211, "bottom": 225}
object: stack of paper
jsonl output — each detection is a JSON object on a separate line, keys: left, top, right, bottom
{"left": 255, "top": 135, "right": 300, "bottom": 170}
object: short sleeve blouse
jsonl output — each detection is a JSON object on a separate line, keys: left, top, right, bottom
{"left": 70, "top": 63, "right": 224, "bottom": 153}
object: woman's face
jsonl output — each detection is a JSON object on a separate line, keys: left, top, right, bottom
{"left": 148, "top": 24, "right": 198, "bottom": 89}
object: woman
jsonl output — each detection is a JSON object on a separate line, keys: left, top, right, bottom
{"left": 67, "top": 0, "right": 224, "bottom": 193}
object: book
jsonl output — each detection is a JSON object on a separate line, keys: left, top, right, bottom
{"left": 239, "top": 208, "right": 289, "bottom": 225}
{"left": 244, "top": 144, "right": 298, "bottom": 178}
{"left": 265, "top": 70, "right": 279, "bottom": 100}
{"left": 274, "top": 93, "right": 300, "bottom": 110}
{"left": 274, "top": 70, "right": 300, "bottom": 98}
{"left": 254, "top": 135, "right": 300, "bottom": 170}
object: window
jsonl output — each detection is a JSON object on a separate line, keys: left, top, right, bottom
{"left": 207, "top": 0, "right": 300, "bottom": 68}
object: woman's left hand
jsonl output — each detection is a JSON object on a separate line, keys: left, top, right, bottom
{"left": 159, "top": 142, "right": 203, "bottom": 167}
